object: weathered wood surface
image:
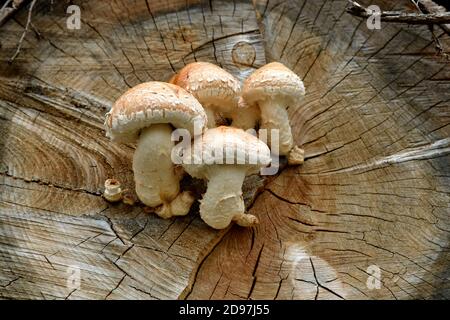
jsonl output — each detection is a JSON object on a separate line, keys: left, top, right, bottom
{"left": 0, "top": 0, "right": 449, "bottom": 300}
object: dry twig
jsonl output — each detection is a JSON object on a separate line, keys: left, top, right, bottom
{"left": 409, "top": 0, "right": 449, "bottom": 59}
{"left": 346, "top": 0, "right": 450, "bottom": 24}
{"left": 347, "top": 0, "right": 449, "bottom": 59}
{"left": 412, "top": 0, "right": 450, "bottom": 36}
{"left": 0, "top": 0, "right": 29, "bottom": 27}
{"left": 7, "top": 0, "right": 37, "bottom": 63}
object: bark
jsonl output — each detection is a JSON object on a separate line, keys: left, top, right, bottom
{"left": 0, "top": 0, "right": 449, "bottom": 300}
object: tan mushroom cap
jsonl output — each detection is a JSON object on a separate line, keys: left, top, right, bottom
{"left": 242, "top": 62, "right": 305, "bottom": 106}
{"left": 169, "top": 62, "right": 241, "bottom": 112}
{"left": 105, "top": 82, "right": 207, "bottom": 143}
{"left": 183, "top": 126, "right": 271, "bottom": 177}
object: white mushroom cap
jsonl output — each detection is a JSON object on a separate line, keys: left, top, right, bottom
{"left": 169, "top": 62, "right": 241, "bottom": 113}
{"left": 105, "top": 82, "right": 207, "bottom": 143}
{"left": 242, "top": 62, "right": 305, "bottom": 107}
{"left": 182, "top": 126, "right": 270, "bottom": 229}
{"left": 183, "top": 126, "right": 271, "bottom": 177}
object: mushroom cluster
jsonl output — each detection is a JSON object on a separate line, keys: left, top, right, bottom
{"left": 104, "top": 61, "right": 305, "bottom": 229}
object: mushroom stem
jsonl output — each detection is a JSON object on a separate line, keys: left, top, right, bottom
{"left": 288, "top": 145, "right": 305, "bottom": 165}
{"left": 201, "top": 165, "right": 257, "bottom": 229}
{"left": 229, "top": 104, "right": 260, "bottom": 130}
{"left": 156, "top": 191, "right": 195, "bottom": 218}
{"left": 258, "top": 99, "right": 294, "bottom": 155}
{"left": 205, "top": 107, "right": 217, "bottom": 128}
{"left": 133, "top": 124, "right": 194, "bottom": 217}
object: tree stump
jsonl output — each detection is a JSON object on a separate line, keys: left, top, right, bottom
{"left": 0, "top": 0, "right": 449, "bottom": 300}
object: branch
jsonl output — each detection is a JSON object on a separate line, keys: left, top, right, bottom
{"left": 346, "top": 1, "right": 450, "bottom": 25}
{"left": 0, "top": 0, "right": 30, "bottom": 27}
{"left": 9, "top": 0, "right": 37, "bottom": 63}
{"left": 415, "top": 0, "right": 450, "bottom": 36}
{"left": 409, "top": 0, "right": 449, "bottom": 59}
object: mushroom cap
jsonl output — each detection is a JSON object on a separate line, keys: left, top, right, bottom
{"left": 105, "top": 82, "right": 207, "bottom": 143}
{"left": 242, "top": 62, "right": 305, "bottom": 106}
{"left": 183, "top": 126, "right": 271, "bottom": 178}
{"left": 170, "top": 62, "right": 241, "bottom": 112}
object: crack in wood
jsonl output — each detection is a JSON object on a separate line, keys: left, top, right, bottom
{"left": 0, "top": 0, "right": 448, "bottom": 300}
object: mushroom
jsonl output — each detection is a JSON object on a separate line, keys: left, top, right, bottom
{"left": 242, "top": 62, "right": 306, "bottom": 165}
{"left": 182, "top": 126, "right": 271, "bottom": 229}
{"left": 105, "top": 81, "right": 207, "bottom": 218}
{"left": 169, "top": 62, "right": 259, "bottom": 129}
{"left": 103, "top": 179, "right": 123, "bottom": 202}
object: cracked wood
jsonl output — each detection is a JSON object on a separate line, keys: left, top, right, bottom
{"left": 0, "top": 0, "right": 449, "bottom": 300}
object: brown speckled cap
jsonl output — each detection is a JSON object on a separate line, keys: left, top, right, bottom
{"left": 170, "top": 62, "right": 241, "bottom": 112}
{"left": 105, "top": 82, "right": 207, "bottom": 143}
{"left": 243, "top": 62, "right": 305, "bottom": 106}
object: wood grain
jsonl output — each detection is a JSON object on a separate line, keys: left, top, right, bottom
{"left": 187, "top": 0, "right": 450, "bottom": 300}
{"left": 0, "top": 0, "right": 449, "bottom": 299}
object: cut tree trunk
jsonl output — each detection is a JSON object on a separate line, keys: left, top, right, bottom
{"left": 0, "top": 0, "right": 449, "bottom": 300}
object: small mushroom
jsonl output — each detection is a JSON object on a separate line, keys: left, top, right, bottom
{"left": 182, "top": 126, "right": 271, "bottom": 229}
{"left": 105, "top": 82, "right": 207, "bottom": 218}
{"left": 170, "top": 62, "right": 259, "bottom": 129}
{"left": 242, "top": 62, "right": 306, "bottom": 165}
{"left": 122, "top": 190, "right": 137, "bottom": 206}
{"left": 103, "top": 178, "right": 123, "bottom": 202}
